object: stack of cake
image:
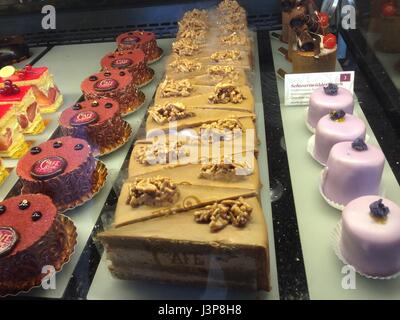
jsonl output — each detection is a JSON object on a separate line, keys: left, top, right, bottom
{"left": 98, "top": 0, "right": 271, "bottom": 291}
{"left": 280, "top": 0, "right": 337, "bottom": 73}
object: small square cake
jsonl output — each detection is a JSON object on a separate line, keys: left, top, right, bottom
{"left": 0, "top": 65, "right": 63, "bottom": 113}
{"left": 0, "top": 104, "right": 29, "bottom": 158}
{"left": 0, "top": 82, "right": 45, "bottom": 135}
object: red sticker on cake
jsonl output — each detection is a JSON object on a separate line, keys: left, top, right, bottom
{"left": 122, "top": 36, "right": 140, "bottom": 45}
{"left": 0, "top": 227, "right": 19, "bottom": 258}
{"left": 111, "top": 58, "right": 133, "bottom": 68}
{"left": 70, "top": 110, "right": 99, "bottom": 127}
{"left": 31, "top": 156, "right": 67, "bottom": 180}
{"left": 94, "top": 78, "right": 119, "bottom": 92}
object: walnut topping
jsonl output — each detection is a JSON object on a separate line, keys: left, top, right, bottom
{"left": 207, "top": 65, "right": 239, "bottom": 81}
{"left": 210, "top": 50, "right": 241, "bottom": 62}
{"left": 220, "top": 32, "right": 247, "bottom": 46}
{"left": 178, "top": 18, "right": 208, "bottom": 33}
{"left": 194, "top": 197, "right": 252, "bottom": 232}
{"left": 169, "top": 58, "right": 202, "bottom": 73}
{"left": 149, "top": 102, "right": 195, "bottom": 124}
{"left": 208, "top": 83, "right": 245, "bottom": 104}
{"left": 159, "top": 78, "right": 193, "bottom": 97}
{"left": 200, "top": 117, "right": 243, "bottom": 141}
{"left": 172, "top": 38, "right": 200, "bottom": 56}
{"left": 182, "top": 9, "right": 208, "bottom": 23}
{"left": 199, "top": 159, "right": 253, "bottom": 181}
{"left": 134, "top": 141, "right": 190, "bottom": 165}
{"left": 222, "top": 22, "right": 246, "bottom": 33}
{"left": 177, "top": 28, "right": 207, "bottom": 42}
{"left": 217, "top": 0, "right": 242, "bottom": 13}
{"left": 127, "top": 176, "right": 180, "bottom": 208}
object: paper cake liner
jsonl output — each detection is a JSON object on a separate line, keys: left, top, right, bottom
{"left": 332, "top": 220, "right": 400, "bottom": 280}
{"left": 56, "top": 160, "right": 108, "bottom": 214}
{"left": 97, "top": 120, "right": 133, "bottom": 157}
{"left": 0, "top": 214, "right": 77, "bottom": 297}
{"left": 121, "top": 90, "right": 146, "bottom": 117}
{"left": 305, "top": 107, "right": 315, "bottom": 134}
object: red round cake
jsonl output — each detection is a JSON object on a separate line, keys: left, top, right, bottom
{"left": 0, "top": 194, "right": 76, "bottom": 296}
{"left": 16, "top": 137, "right": 97, "bottom": 208}
{"left": 100, "top": 49, "right": 154, "bottom": 88}
{"left": 116, "top": 31, "right": 163, "bottom": 64}
{"left": 81, "top": 70, "right": 145, "bottom": 116}
{"left": 59, "top": 98, "right": 128, "bottom": 155}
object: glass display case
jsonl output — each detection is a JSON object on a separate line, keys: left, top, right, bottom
{"left": 0, "top": 0, "right": 399, "bottom": 301}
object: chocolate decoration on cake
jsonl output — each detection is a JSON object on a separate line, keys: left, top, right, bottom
{"left": 30, "top": 156, "right": 67, "bottom": 181}
{"left": 74, "top": 144, "right": 84, "bottom": 151}
{"left": 53, "top": 141, "right": 63, "bottom": 148}
{"left": 31, "top": 211, "right": 42, "bottom": 221}
{"left": 30, "top": 147, "right": 42, "bottom": 155}
{"left": 324, "top": 83, "right": 338, "bottom": 95}
{"left": 297, "top": 30, "right": 314, "bottom": 51}
{"left": 70, "top": 110, "right": 99, "bottom": 127}
{"left": 370, "top": 199, "right": 390, "bottom": 219}
{"left": 72, "top": 103, "right": 82, "bottom": 110}
{"left": 105, "top": 102, "right": 113, "bottom": 108}
{"left": 329, "top": 110, "right": 346, "bottom": 122}
{"left": 0, "top": 227, "right": 19, "bottom": 258}
{"left": 111, "top": 58, "right": 133, "bottom": 68}
{"left": 18, "top": 199, "right": 30, "bottom": 210}
{"left": 0, "top": 205, "right": 6, "bottom": 214}
{"left": 352, "top": 138, "right": 368, "bottom": 152}
{"left": 94, "top": 78, "right": 119, "bottom": 92}
{"left": 89, "top": 76, "right": 98, "bottom": 81}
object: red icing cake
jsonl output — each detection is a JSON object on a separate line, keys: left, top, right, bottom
{"left": 81, "top": 70, "right": 145, "bottom": 116}
{"left": 16, "top": 137, "right": 97, "bottom": 209}
{"left": 116, "top": 31, "right": 163, "bottom": 64}
{"left": 59, "top": 98, "right": 127, "bottom": 155}
{"left": 0, "top": 194, "right": 76, "bottom": 296}
{"left": 100, "top": 49, "right": 154, "bottom": 87}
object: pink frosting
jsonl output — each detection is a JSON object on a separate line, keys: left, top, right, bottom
{"left": 341, "top": 196, "right": 400, "bottom": 277}
{"left": 322, "top": 141, "right": 385, "bottom": 206}
{"left": 307, "top": 87, "right": 354, "bottom": 129}
{"left": 314, "top": 114, "right": 366, "bottom": 165}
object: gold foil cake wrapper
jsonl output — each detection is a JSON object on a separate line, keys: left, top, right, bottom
{"left": 57, "top": 160, "right": 108, "bottom": 214}
{"left": 97, "top": 120, "right": 133, "bottom": 157}
{"left": 0, "top": 214, "right": 77, "bottom": 297}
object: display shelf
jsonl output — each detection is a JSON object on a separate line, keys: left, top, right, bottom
{"left": 2, "top": 39, "right": 171, "bottom": 299}
{"left": 269, "top": 31, "right": 400, "bottom": 299}
{"left": 86, "top": 33, "right": 280, "bottom": 300}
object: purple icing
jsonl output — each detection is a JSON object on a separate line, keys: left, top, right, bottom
{"left": 324, "top": 83, "right": 338, "bottom": 96}
{"left": 329, "top": 110, "right": 346, "bottom": 121}
{"left": 370, "top": 199, "right": 390, "bottom": 219}
{"left": 352, "top": 138, "right": 368, "bottom": 151}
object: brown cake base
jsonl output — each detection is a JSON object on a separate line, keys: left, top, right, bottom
{"left": 0, "top": 215, "right": 77, "bottom": 297}
{"left": 292, "top": 50, "right": 337, "bottom": 73}
{"left": 281, "top": 11, "right": 290, "bottom": 44}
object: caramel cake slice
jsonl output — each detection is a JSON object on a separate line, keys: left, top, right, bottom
{"left": 129, "top": 157, "right": 260, "bottom": 191}
{"left": 97, "top": 196, "right": 270, "bottom": 291}
{"left": 129, "top": 140, "right": 258, "bottom": 177}
{"left": 0, "top": 83, "right": 45, "bottom": 135}
{"left": 146, "top": 103, "right": 254, "bottom": 132}
{"left": 154, "top": 78, "right": 254, "bottom": 113}
{"left": 114, "top": 177, "right": 257, "bottom": 227}
{"left": 0, "top": 65, "right": 63, "bottom": 113}
{"left": 165, "top": 58, "right": 248, "bottom": 86}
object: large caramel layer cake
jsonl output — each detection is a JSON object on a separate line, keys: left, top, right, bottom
{"left": 98, "top": 0, "right": 270, "bottom": 292}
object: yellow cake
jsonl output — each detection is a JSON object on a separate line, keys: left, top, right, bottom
{"left": 0, "top": 157, "right": 9, "bottom": 185}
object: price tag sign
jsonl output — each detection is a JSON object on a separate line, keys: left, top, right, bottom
{"left": 284, "top": 71, "right": 355, "bottom": 106}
